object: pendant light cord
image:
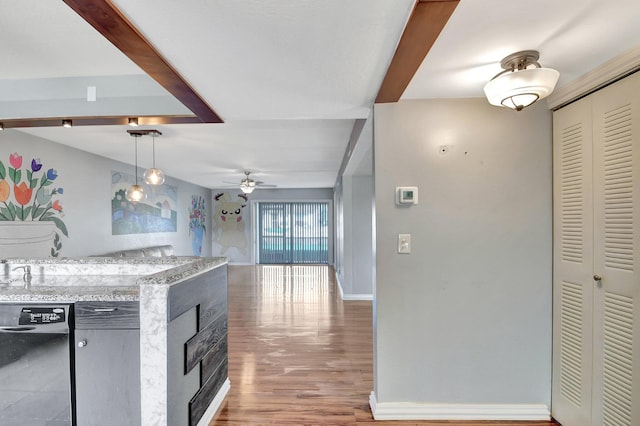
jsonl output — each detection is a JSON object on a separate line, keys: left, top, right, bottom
{"left": 152, "top": 133, "right": 156, "bottom": 168}
{"left": 134, "top": 135, "right": 139, "bottom": 184}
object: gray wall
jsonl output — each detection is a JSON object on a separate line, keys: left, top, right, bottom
{"left": 334, "top": 178, "right": 348, "bottom": 288}
{"left": 0, "top": 129, "right": 212, "bottom": 257}
{"left": 335, "top": 114, "right": 375, "bottom": 299}
{"left": 210, "top": 187, "right": 334, "bottom": 264}
{"left": 337, "top": 174, "right": 373, "bottom": 298}
{"left": 373, "top": 98, "right": 552, "bottom": 405}
{"left": 351, "top": 175, "right": 373, "bottom": 295}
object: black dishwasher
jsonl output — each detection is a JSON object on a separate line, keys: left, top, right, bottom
{"left": 0, "top": 304, "right": 74, "bottom": 426}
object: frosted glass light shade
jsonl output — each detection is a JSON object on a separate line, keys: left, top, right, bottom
{"left": 240, "top": 183, "right": 255, "bottom": 194}
{"left": 126, "top": 184, "right": 147, "bottom": 202}
{"left": 144, "top": 167, "right": 165, "bottom": 185}
{"left": 484, "top": 67, "right": 559, "bottom": 111}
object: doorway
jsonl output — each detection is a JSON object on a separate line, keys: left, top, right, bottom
{"left": 256, "top": 202, "right": 329, "bottom": 264}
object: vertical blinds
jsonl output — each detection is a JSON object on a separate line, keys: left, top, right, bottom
{"left": 257, "top": 202, "right": 329, "bottom": 264}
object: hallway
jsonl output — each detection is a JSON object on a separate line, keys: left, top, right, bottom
{"left": 212, "top": 265, "right": 558, "bottom": 425}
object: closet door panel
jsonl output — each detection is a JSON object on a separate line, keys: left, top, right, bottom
{"left": 552, "top": 96, "right": 594, "bottom": 426}
{"left": 591, "top": 71, "right": 640, "bottom": 426}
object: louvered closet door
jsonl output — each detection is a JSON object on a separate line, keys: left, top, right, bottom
{"left": 591, "top": 72, "right": 640, "bottom": 426}
{"left": 552, "top": 95, "right": 595, "bottom": 426}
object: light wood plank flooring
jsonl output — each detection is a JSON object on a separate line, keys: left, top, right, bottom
{"left": 211, "top": 265, "right": 558, "bottom": 426}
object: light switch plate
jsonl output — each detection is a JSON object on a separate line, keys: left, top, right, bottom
{"left": 398, "top": 233, "right": 411, "bottom": 254}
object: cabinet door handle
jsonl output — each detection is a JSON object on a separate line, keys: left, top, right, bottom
{"left": 78, "top": 339, "right": 88, "bottom": 348}
{"left": 93, "top": 307, "right": 117, "bottom": 312}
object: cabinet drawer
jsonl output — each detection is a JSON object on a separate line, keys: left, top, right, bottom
{"left": 75, "top": 301, "right": 140, "bottom": 329}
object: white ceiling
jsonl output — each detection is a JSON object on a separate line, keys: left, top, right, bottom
{"left": 3, "top": 0, "right": 640, "bottom": 189}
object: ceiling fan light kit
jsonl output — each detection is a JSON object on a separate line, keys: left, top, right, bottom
{"left": 223, "top": 171, "right": 277, "bottom": 193}
{"left": 240, "top": 182, "right": 256, "bottom": 194}
{"left": 484, "top": 50, "right": 559, "bottom": 111}
{"left": 240, "top": 171, "right": 257, "bottom": 193}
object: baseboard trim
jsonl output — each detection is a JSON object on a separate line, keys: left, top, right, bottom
{"left": 197, "top": 379, "right": 231, "bottom": 426}
{"left": 342, "top": 293, "right": 373, "bottom": 301}
{"left": 369, "top": 392, "right": 550, "bottom": 421}
{"left": 336, "top": 274, "right": 373, "bottom": 301}
{"left": 336, "top": 273, "right": 346, "bottom": 299}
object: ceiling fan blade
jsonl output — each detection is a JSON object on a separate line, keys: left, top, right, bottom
{"left": 257, "top": 184, "right": 277, "bottom": 188}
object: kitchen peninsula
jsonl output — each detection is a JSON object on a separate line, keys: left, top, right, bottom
{"left": 0, "top": 256, "right": 229, "bottom": 426}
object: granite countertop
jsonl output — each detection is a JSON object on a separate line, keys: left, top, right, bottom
{"left": 0, "top": 256, "right": 227, "bottom": 302}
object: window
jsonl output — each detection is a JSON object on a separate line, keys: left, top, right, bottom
{"left": 257, "top": 202, "right": 329, "bottom": 264}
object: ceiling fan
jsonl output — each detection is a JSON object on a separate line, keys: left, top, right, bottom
{"left": 222, "top": 171, "right": 276, "bottom": 194}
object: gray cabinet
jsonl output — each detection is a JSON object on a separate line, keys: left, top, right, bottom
{"left": 74, "top": 302, "right": 140, "bottom": 426}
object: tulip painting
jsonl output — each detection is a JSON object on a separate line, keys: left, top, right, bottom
{"left": 9, "top": 152, "right": 22, "bottom": 169}
{"left": 0, "top": 179, "right": 9, "bottom": 202}
{"left": 31, "top": 158, "right": 42, "bottom": 172}
{"left": 0, "top": 152, "right": 67, "bottom": 256}
{"left": 14, "top": 182, "right": 33, "bottom": 205}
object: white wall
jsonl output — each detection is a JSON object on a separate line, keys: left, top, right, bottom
{"left": 373, "top": 98, "right": 552, "bottom": 412}
{"left": 0, "top": 129, "right": 212, "bottom": 257}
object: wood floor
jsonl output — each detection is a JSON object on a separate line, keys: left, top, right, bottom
{"left": 211, "top": 265, "right": 559, "bottom": 426}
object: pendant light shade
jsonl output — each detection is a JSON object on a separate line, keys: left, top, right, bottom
{"left": 144, "top": 168, "right": 165, "bottom": 185}
{"left": 484, "top": 50, "right": 559, "bottom": 111}
{"left": 125, "top": 184, "right": 146, "bottom": 202}
{"left": 125, "top": 132, "right": 147, "bottom": 203}
{"left": 144, "top": 130, "right": 165, "bottom": 185}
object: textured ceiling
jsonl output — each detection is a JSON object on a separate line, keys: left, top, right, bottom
{"left": 3, "top": 0, "right": 640, "bottom": 189}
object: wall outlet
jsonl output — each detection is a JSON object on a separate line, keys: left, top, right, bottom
{"left": 398, "top": 234, "right": 411, "bottom": 254}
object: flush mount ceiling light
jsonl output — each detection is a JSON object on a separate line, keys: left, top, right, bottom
{"left": 125, "top": 131, "right": 147, "bottom": 203}
{"left": 484, "top": 50, "right": 559, "bottom": 111}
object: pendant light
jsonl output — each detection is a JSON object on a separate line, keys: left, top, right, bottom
{"left": 143, "top": 130, "right": 165, "bottom": 185}
{"left": 484, "top": 50, "right": 559, "bottom": 111}
{"left": 125, "top": 132, "right": 147, "bottom": 203}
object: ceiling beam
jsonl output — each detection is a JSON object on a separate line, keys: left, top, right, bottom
{"left": 375, "top": 0, "right": 459, "bottom": 103}
{"left": 63, "top": 0, "right": 223, "bottom": 123}
{"left": 0, "top": 115, "right": 202, "bottom": 130}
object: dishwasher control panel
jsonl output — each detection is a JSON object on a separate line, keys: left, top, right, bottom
{"left": 19, "top": 307, "right": 67, "bottom": 325}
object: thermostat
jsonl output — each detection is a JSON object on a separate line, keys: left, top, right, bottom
{"left": 396, "top": 186, "right": 418, "bottom": 205}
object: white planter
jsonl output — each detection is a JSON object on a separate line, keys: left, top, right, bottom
{"left": 0, "top": 221, "right": 57, "bottom": 258}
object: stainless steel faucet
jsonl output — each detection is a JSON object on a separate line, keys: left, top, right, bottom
{"left": 12, "top": 265, "right": 32, "bottom": 288}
